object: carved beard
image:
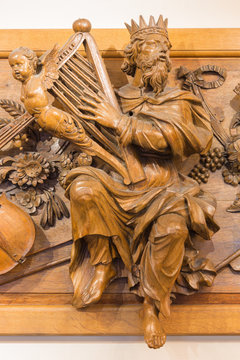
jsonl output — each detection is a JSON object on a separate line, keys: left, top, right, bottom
{"left": 137, "top": 54, "right": 171, "bottom": 95}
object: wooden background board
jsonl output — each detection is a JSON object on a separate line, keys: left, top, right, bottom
{"left": 1, "top": 28, "right": 240, "bottom": 57}
{"left": 0, "top": 28, "right": 240, "bottom": 335}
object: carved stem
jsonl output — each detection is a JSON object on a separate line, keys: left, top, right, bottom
{"left": 0, "top": 256, "right": 70, "bottom": 287}
{"left": 189, "top": 75, "right": 230, "bottom": 147}
{"left": 215, "top": 249, "right": 240, "bottom": 272}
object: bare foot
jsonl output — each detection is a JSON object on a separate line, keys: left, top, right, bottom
{"left": 79, "top": 262, "right": 116, "bottom": 307}
{"left": 142, "top": 297, "right": 166, "bottom": 349}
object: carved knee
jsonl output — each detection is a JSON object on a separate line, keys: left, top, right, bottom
{"left": 150, "top": 213, "right": 188, "bottom": 243}
{"left": 69, "top": 177, "right": 102, "bottom": 203}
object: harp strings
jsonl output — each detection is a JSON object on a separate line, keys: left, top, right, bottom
{"left": 52, "top": 51, "right": 120, "bottom": 157}
{"left": 0, "top": 115, "right": 34, "bottom": 150}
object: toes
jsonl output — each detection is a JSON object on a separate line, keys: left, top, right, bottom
{"left": 146, "top": 338, "right": 155, "bottom": 349}
{"left": 81, "top": 291, "right": 90, "bottom": 303}
{"left": 154, "top": 335, "right": 160, "bottom": 348}
{"left": 81, "top": 287, "right": 102, "bottom": 306}
{"left": 72, "top": 296, "right": 86, "bottom": 309}
{"left": 146, "top": 334, "right": 166, "bottom": 349}
{"left": 160, "top": 334, "right": 166, "bottom": 347}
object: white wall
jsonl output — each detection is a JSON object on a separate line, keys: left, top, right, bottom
{"left": 1, "top": 0, "right": 240, "bottom": 359}
{"left": 0, "top": 0, "right": 240, "bottom": 29}
{"left": 1, "top": 336, "right": 240, "bottom": 360}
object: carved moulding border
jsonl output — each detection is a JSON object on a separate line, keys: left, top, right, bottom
{"left": 0, "top": 28, "right": 240, "bottom": 58}
{"left": 0, "top": 304, "right": 240, "bottom": 335}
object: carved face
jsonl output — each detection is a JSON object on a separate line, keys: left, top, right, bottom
{"left": 122, "top": 33, "right": 171, "bottom": 94}
{"left": 136, "top": 34, "right": 171, "bottom": 94}
{"left": 9, "top": 52, "right": 35, "bottom": 82}
{"left": 139, "top": 33, "right": 170, "bottom": 59}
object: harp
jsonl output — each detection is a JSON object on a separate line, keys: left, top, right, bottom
{"left": 0, "top": 19, "right": 135, "bottom": 185}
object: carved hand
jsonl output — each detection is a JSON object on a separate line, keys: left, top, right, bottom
{"left": 78, "top": 93, "right": 122, "bottom": 129}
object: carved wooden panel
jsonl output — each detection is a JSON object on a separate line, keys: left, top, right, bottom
{"left": 1, "top": 24, "right": 240, "bottom": 347}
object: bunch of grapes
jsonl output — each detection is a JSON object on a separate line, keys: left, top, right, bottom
{"left": 188, "top": 164, "right": 210, "bottom": 184}
{"left": 200, "top": 147, "right": 225, "bottom": 171}
{"left": 222, "top": 168, "right": 240, "bottom": 186}
{"left": 188, "top": 147, "right": 225, "bottom": 184}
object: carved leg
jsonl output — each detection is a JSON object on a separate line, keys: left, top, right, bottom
{"left": 139, "top": 213, "right": 189, "bottom": 347}
{"left": 68, "top": 175, "right": 131, "bottom": 308}
{"left": 77, "top": 235, "right": 117, "bottom": 306}
{"left": 142, "top": 295, "right": 166, "bottom": 349}
{"left": 80, "top": 261, "right": 117, "bottom": 306}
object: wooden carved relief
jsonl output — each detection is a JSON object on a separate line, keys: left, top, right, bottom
{"left": 1, "top": 15, "right": 240, "bottom": 349}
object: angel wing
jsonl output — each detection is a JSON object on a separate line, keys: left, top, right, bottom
{"left": 40, "top": 44, "right": 60, "bottom": 90}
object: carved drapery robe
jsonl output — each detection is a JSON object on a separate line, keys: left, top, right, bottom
{"left": 65, "top": 85, "right": 219, "bottom": 313}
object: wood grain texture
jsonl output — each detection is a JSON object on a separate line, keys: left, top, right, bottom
{"left": 0, "top": 28, "right": 240, "bottom": 336}
{"left": 0, "top": 303, "right": 240, "bottom": 335}
{"left": 0, "top": 293, "right": 240, "bottom": 306}
{"left": 0, "top": 29, "right": 240, "bottom": 58}
{"left": 1, "top": 57, "right": 240, "bottom": 294}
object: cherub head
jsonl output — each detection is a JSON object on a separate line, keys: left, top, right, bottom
{"left": 8, "top": 47, "right": 38, "bottom": 82}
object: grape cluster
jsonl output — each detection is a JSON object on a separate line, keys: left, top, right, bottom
{"left": 188, "top": 164, "right": 210, "bottom": 184}
{"left": 222, "top": 168, "right": 240, "bottom": 186}
{"left": 188, "top": 147, "right": 225, "bottom": 184}
{"left": 200, "top": 147, "right": 225, "bottom": 171}
{"left": 60, "top": 153, "right": 74, "bottom": 170}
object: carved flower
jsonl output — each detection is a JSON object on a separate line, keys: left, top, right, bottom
{"left": 60, "top": 151, "right": 92, "bottom": 170}
{"left": 76, "top": 152, "right": 92, "bottom": 166}
{"left": 58, "top": 169, "right": 68, "bottom": 189}
{"left": 58, "top": 152, "right": 92, "bottom": 189}
{"left": 0, "top": 118, "right": 10, "bottom": 129}
{"left": 227, "top": 139, "right": 240, "bottom": 164}
{"left": 60, "top": 153, "right": 74, "bottom": 170}
{"left": 221, "top": 140, "right": 240, "bottom": 186}
{"left": 14, "top": 188, "right": 42, "bottom": 214}
{"left": 222, "top": 169, "right": 240, "bottom": 186}
{"left": 5, "top": 153, "right": 52, "bottom": 187}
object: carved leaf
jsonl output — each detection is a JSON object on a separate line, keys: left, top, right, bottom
{"left": 0, "top": 166, "right": 14, "bottom": 183}
{"left": 172, "top": 283, "right": 195, "bottom": 296}
{"left": 234, "top": 82, "right": 240, "bottom": 96}
{"left": 54, "top": 194, "right": 70, "bottom": 218}
{"left": 0, "top": 118, "right": 11, "bottom": 128}
{"left": 40, "top": 202, "right": 48, "bottom": 228}
{"left": 51, "top": 197, "right": 62, "bottom": 220}
{"left": 0, "top": 99, "right": 25, "bottom": 118}
{"left": 0, "top": 157, "right": 15, "bottom": 165}
{"left": 181, "top": 271, "right": 215, "bottom": 290}
{"left": 174, "top": 251, "right": 216, "bottom": 296}
{"left": 47, "top": 198, "right": 54, "bottom": 226}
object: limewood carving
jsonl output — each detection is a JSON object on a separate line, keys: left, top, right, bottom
{"left": 179, "top": 65, "right": 240, "bottom": 212}
{"left": 0, "top": 192, "right": 35, "bottom": 274}
{"left": 5, "top": 15, "right": 240, "bottom": 348}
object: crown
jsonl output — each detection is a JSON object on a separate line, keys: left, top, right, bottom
{"left": 125, "top": 15, "right": 169, "bottom": 41}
